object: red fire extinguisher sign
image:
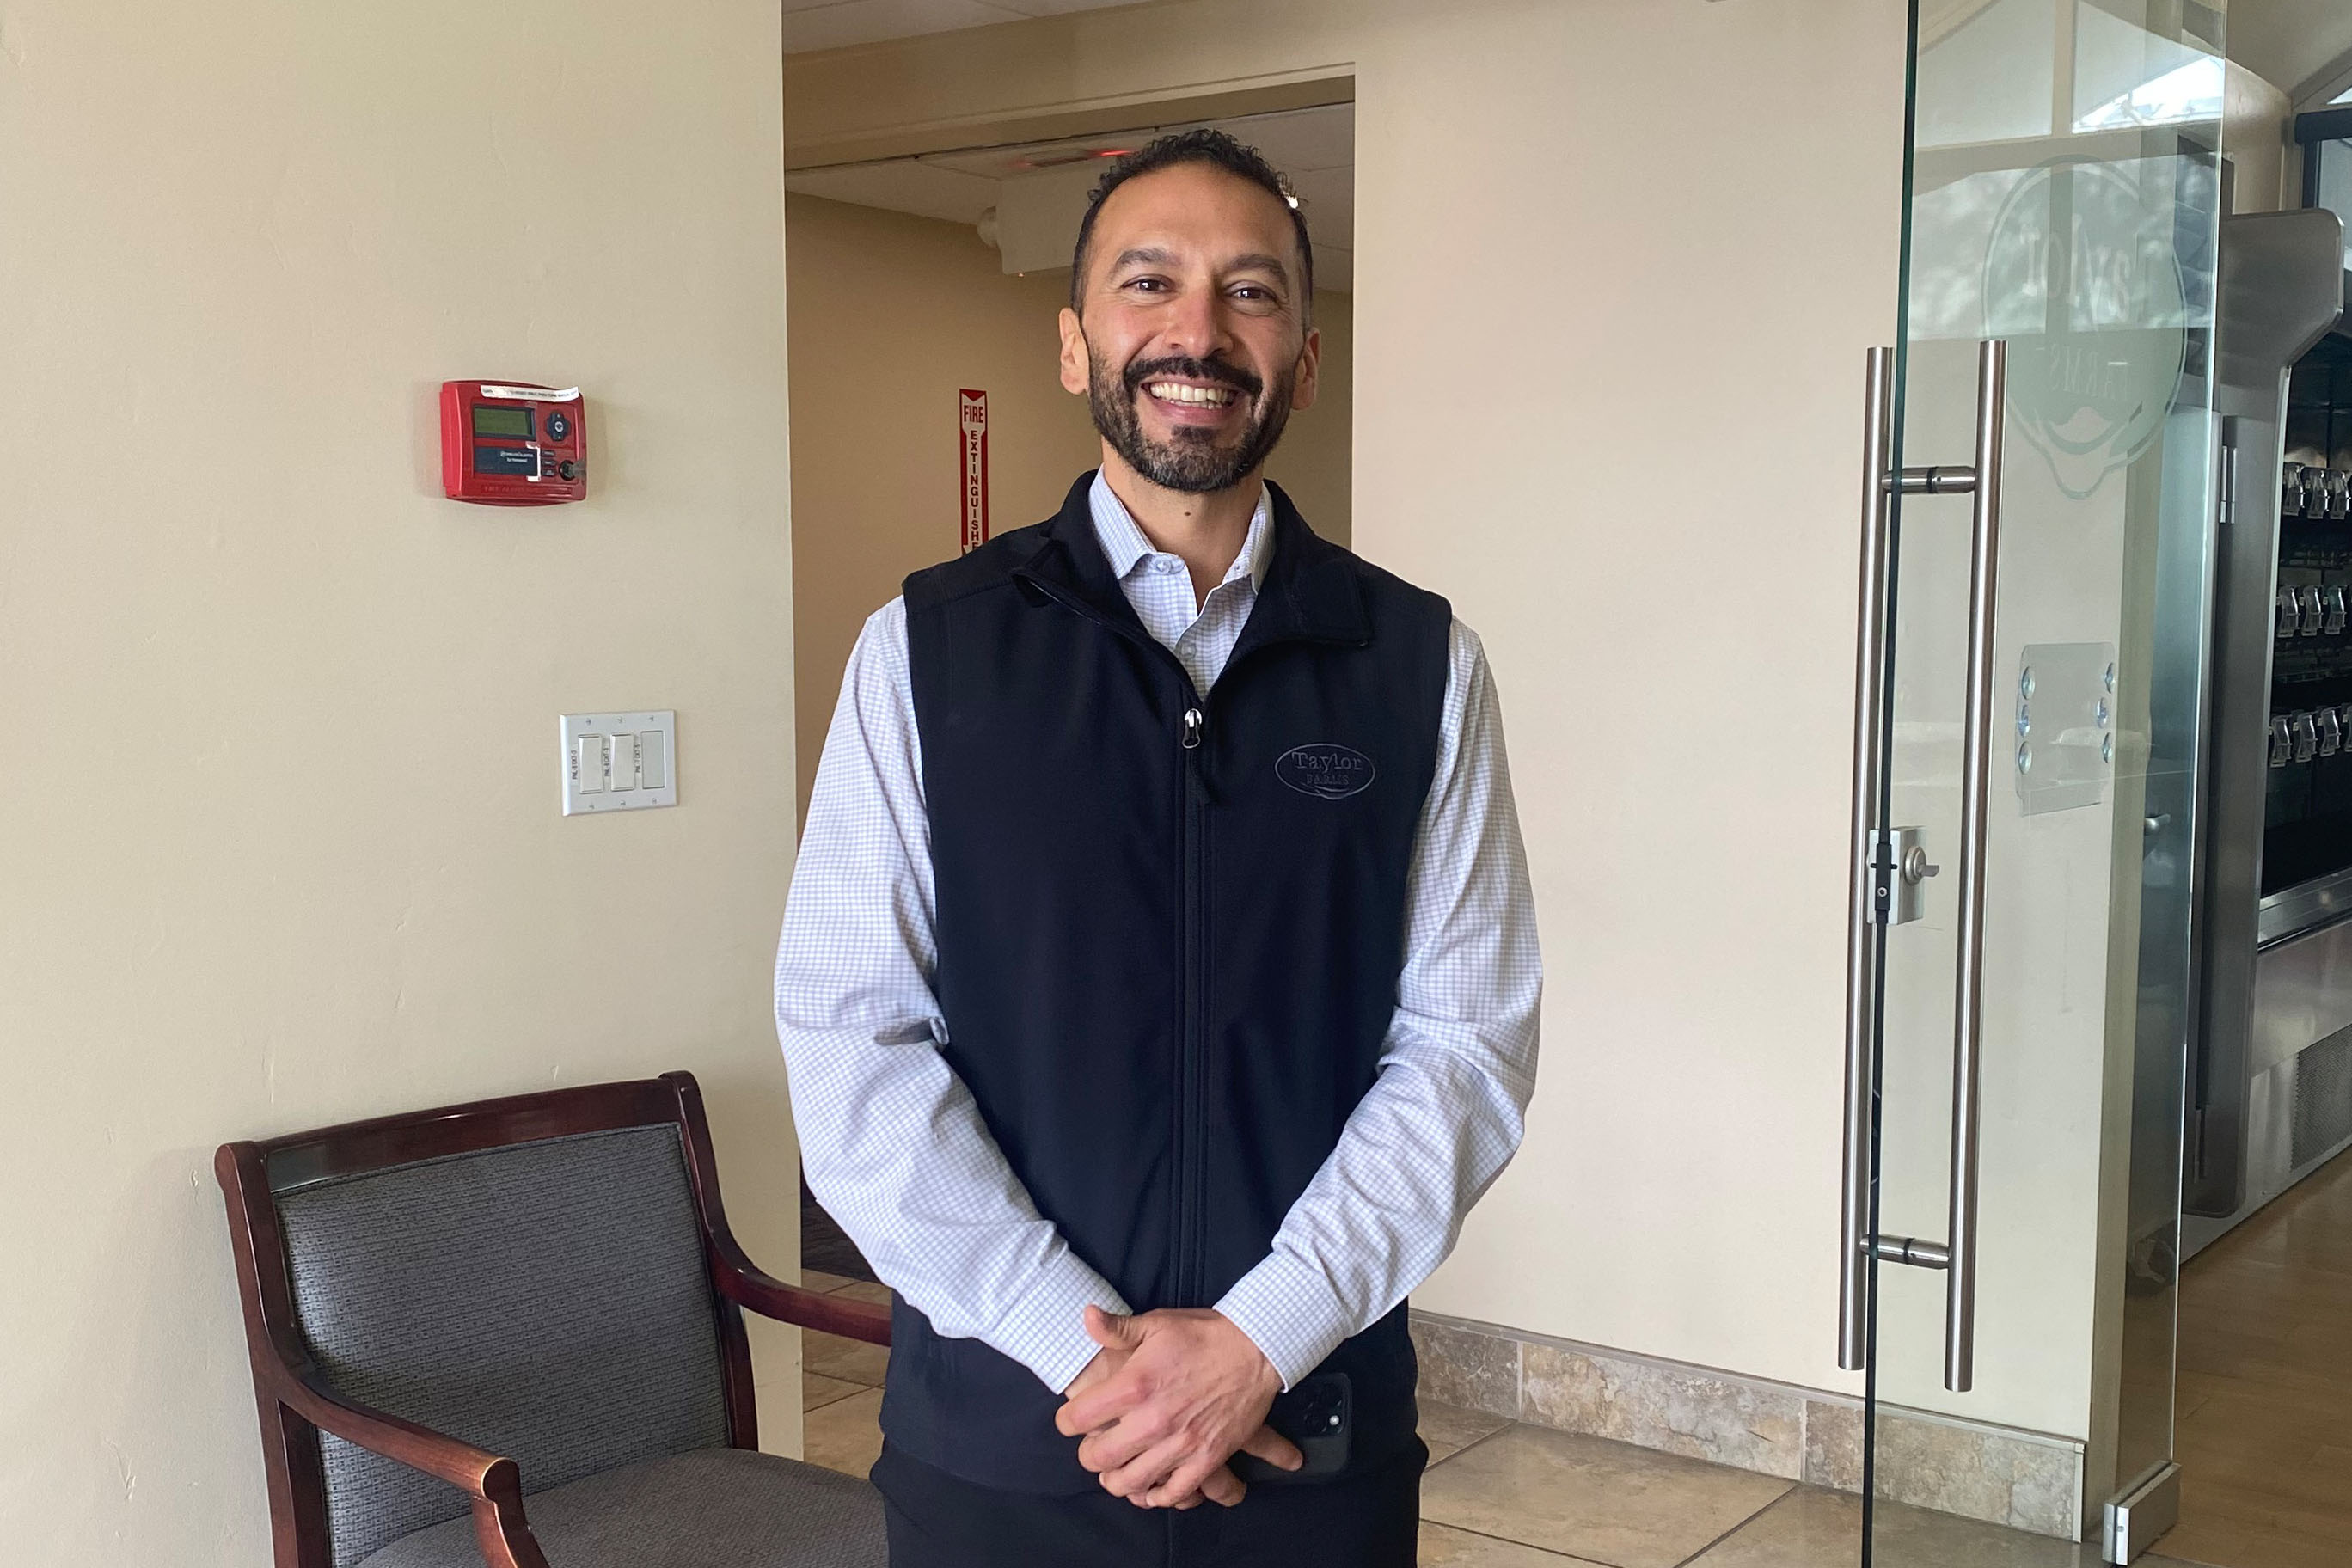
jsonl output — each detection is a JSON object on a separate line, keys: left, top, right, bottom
{"left": 959, "top": 389, "right": 989, "bottom": 554}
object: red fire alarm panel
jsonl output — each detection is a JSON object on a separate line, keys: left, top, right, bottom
{"left": 440, "top": 381, "right": 587, "bottom": 505}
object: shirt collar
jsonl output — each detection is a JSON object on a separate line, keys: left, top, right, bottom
{"left": 1087, "top": 470, "right": 1272, "bottom": 594}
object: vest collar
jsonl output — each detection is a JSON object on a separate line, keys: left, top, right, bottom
{"left": 1014, "top": 471, "right": 1371, "bottom": 656}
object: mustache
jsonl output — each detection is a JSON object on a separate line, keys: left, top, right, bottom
{"left": 1121, "top": 354, "right": 1263, "bottom": 402}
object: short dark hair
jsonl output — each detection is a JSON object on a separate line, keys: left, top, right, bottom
{"left": 1069, "top": 128, "right": 1316, "bottom": 319}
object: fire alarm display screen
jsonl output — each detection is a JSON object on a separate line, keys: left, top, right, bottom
{"left": 472, "top": 406, "right": 534, "bottom": 439}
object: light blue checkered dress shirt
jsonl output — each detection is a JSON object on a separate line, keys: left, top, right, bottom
{"left": 775, "top": 473, "right": 1541, "bottom": 1393}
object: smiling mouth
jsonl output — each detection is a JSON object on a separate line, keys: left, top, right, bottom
{"left": 1143, "top": 381, "right": 1240, "bottom": 408}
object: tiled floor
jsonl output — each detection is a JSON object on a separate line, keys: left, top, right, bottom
{"left": 2169, "top": 1147, "right": 2352, "bottom": 1568}
{"left": 789, "top": 1271, "right": 2215, "bottom": 1567}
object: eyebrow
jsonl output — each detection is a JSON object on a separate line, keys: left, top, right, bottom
{"left": 1109, "top": 246, "right": 1179, "bottom": 272}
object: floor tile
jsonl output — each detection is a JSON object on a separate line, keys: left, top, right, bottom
{"left": 805, "top": 1327, "right": 891, "bottom": 1387}
{"left": 1422, "top": 1400, "right": 1513, "bottom": 1464}
{"left": 805, "top": 1371, "right": 864, "bottom": 1412}
{"left": 1418, "top": 1424, "right": 1790, "bottom": 1568}
{"left": 831, "top": 1279, "right": 892, "bottom": 1305}
{"left": 799, "top": 1268, "right": 860, "bottom": 1295}
{"left": 803, "top": 1386, "right": 885, "bottom": 1478}
{"left": 1687, "top": 1486, "right": 2097, "bottom": 1567}
{"left": 1419, "top": 1521, "right": 1602, "bottom": 1565}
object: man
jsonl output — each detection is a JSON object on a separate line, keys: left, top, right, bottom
{"left": 775, "top": 129, "right": 1540, "bottom": 1566}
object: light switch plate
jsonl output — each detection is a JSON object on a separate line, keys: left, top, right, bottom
{"left": 560, "top": 711, "right": 677, "bottom": 815}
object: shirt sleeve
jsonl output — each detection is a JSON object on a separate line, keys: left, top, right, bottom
{"left": 775, "top": 597, "right": 1130, "bottom": 1395}
{"left": 1212, "top": 618, "right": 1542, "bottom": 1387}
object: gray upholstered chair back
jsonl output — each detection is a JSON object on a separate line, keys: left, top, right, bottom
{"left": 273, "top": 1124, "right": 731, "bottom": 1567}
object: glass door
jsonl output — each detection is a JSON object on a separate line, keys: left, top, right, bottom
{"left": 1842, "top": 3, "right": 2226, "bottom": 1561}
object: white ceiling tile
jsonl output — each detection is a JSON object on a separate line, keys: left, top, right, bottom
{"left": 994, "top": 0, "right": 1155, "bottom": 15}
{"left": 1217, "top": 105, "right": 1355, "bottom": 175}
{"left": 787, "top": 160, "right": 1002, "bottom": 227}
{"left": 922, "top": 141, "right": 1131, "bottom": 178}
{"left": 782, "top": 0, "right": 1028, "bottom": 54}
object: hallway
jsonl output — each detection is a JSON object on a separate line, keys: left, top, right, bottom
{"left": 2167, "top": 1149, "right": 2352, "bottom": 1568}
{"left": 790, "top": 1271, "right": 2205, "bottom": 1568}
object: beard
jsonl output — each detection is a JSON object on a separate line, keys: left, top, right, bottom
{"left": 1085, "top": 343, "right": 1295, "bottom": 495}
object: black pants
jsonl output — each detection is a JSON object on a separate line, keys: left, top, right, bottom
{"left": 872, "top": 1440, "right": 1427, "bottom": 1568}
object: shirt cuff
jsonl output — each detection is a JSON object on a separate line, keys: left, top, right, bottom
{"left": 1213, "top": 1253, "right": 1357, "bottom": 1392}
{"left": 988, "top": 1257, "right": 1134, "bottom": 1395}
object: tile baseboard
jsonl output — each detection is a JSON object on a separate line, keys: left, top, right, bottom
{"left": 1408, "top": 1310, "right": 2085, "bottom": 1540}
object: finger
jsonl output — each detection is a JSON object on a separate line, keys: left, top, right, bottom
{"left": 1059, "top": 1349, "right": 1112, "bottom": 1402}
{"left": 1083, "top": 1304, "right": 1143, "bottom": 1352}
{"left": 1078, "top": 1417, "right": 1161, "bottom": 1478}
{"left": 1057, "top": 1368, "right": 1148, "bottom": 1437}
{"left": 1099, "top": 1437, "right": 1188, "bottom": 1501}
{"left": 1237, "top": 1424, "right": 1304, "bottom": 1473}
{"left": 1142, "top": 1450, "right": 1225, "bottom": 1510}
{"left": 1198, "top": 1465, "right": 1246, "bottom": 1509}
{"left": 1172, "top": 1490, "right": 1205, "bottom": 1510}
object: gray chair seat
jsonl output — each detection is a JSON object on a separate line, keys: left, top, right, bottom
{"left": 355, "top": 1448, "right": 887, "bottom": 1568}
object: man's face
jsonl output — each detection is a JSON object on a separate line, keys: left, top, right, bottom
{"left": 1059, "top": 162, "right": 1320, "bottom": 495}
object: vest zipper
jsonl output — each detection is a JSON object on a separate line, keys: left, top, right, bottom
{"left": 1178, "top": 700, "right": 1208, "bottom": 1304}
{"left": 1009, "top": 566, "right": 1231, "bottom": 1307}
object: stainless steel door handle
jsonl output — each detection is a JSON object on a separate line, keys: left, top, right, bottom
{"left": 1837, "top": 340, "right": 2006, "bottom": 1393}
{"left": 1944, "top": 337, "right": 2006, "bottom": 1393}
{"left": 1838, "top": 346, "right": 1897, "bottom": 1374}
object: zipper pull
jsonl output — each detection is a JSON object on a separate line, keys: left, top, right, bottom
{"left": 1182, "top": 707, "right": 1204, "bottom": 750}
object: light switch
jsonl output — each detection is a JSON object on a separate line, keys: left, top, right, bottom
{"left": 560, "top": 711, "right": 677, "bottom": 816}
{"left": 574, "top": 735, "right": 609, "bottom": 794}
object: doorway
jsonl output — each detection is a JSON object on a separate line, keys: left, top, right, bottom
{"left": 1853, "top": 4, "right": 2352, "bottom": 1565}
{"left": 781, "top": 99, "right": 1357, "bottom": 833}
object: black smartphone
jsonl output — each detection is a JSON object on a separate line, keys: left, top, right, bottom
{"left": 1230, "top": 1370, "right": 1351, "bottom": 1484}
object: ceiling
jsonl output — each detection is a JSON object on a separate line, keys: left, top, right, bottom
{"left": 787, "top": 102, "right": 1357, "bottom": 290}
{"left": 781, "top": 0, "right": 1155, "bottom": 56}
{"left": 2227, "top": 0, "right": 2352, "bottom": 103}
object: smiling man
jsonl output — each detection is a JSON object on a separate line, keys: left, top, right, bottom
{"left": 775, "top": 130, "right": 1541, "bottom": 1567}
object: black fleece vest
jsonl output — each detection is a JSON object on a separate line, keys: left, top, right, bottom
{"left": 880, "top": 475, "right": 1453, "bottom": 1493}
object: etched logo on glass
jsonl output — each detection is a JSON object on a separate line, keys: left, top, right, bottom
{"left": 1982, "top": 156, "right": 2198, "bottom": 501}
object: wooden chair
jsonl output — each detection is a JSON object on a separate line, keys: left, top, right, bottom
{"left": 215, "top": 1072, "right": 891, "bottom": 1568}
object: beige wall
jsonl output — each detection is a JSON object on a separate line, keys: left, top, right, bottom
{"left": 1279, "top": 285, "right": 1353, "bottom": 551}
{"left": 787, "top": 193, "right": 1352, "bottom": 820}
{"left": 0, "top": 3, "right": 801, "bottom": 1561}
{"left": 788, "top": 0, "right": 1910, "bottom": 1409}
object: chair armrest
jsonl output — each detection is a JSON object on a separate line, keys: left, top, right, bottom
{"left": 657, "top": 1071, "right": 894, "bottom": 1349}
{"left": 272, "top": 1369, "right": 551, "bottom": 1568}
{"left": 716, "top": 1259, "right": 893, "bottom": 1346}
{"left": 273, "top": 1369, "right": 515, "bottom": 1498}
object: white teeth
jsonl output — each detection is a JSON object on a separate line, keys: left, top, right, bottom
{"left": 1146, "top": 383, "right": 1235, "bottom": 407}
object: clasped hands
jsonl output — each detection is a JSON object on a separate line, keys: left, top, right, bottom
{"left": 1055, "top": 1303, "right": 1303, "bottom": 1509}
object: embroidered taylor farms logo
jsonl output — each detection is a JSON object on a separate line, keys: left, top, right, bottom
{"left": 1276, "top": 744, "right": 1376, "bottom": 800}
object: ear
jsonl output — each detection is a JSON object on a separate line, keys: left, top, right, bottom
{"left": 1057, "top": 307, "right": 1091, "bottom": 396}
{"left": 1289, "top": 326, "right": 1321, "bottom": 415}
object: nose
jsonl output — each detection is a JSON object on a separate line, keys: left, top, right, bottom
{"left": 1156, "top": 282, "right": 1233, "bottom": 365}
